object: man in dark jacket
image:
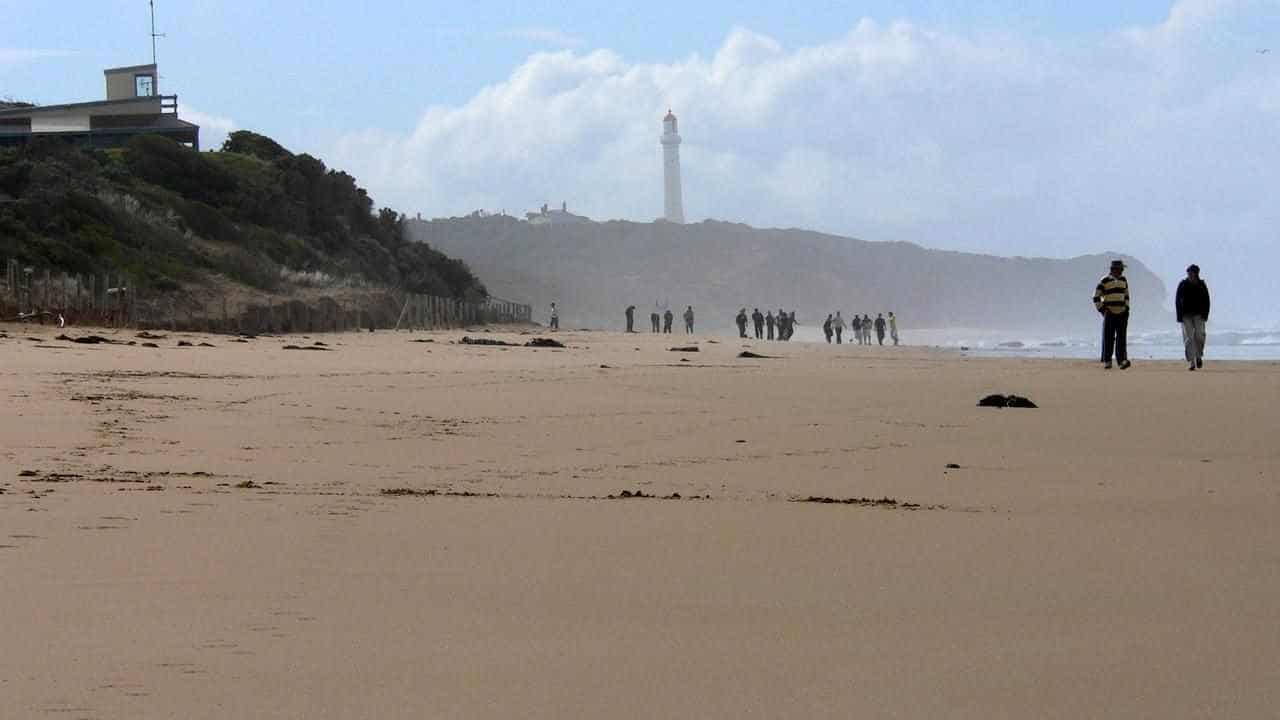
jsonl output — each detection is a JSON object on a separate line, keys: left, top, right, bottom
{"left": 752, "top": 308, "right": 765, "bottom": 339}
{"left": 1175, "top": 264, "right": 1210, "bottom": 370}
{"left": 1093, "top": 259, "right": 1131, "bottom": 369}
{"left": 736, "top": 308, "right": 749, "bottom": 338}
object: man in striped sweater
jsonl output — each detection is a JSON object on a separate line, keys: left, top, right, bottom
{"left": 1093, "top": 259, "right": 1131, "bottom": 369}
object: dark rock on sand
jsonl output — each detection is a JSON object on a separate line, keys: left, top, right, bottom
{"left": 978, "top": 394, "right": 1038, "bottom": 408}
{"left": 282, "top": 344, "right": 333, "bottom": 351}
{"left": 737, "top": 351, "right": 773, "bottom": 359}
{"left": 176, "top": 341, "right": 193, "bottom": 347}
{"left": 945, "top": 463, "right": 961, "bottom": 469}
{"left": 141, "top": 342, "right": 159, "bottom": 348}
{"left": 669, "top": 346, "right": 699, "bottom": 352}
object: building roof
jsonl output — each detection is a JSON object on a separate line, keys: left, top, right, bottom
{"left": 104, "top": 63, "right": 158, "bottom": 75}
{"left": 0, "top": 96, "right": 170, "bottom": 118}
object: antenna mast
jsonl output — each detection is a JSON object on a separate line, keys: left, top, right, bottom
{"left": 149, "top": 0, "right": 165, "bottom": 66}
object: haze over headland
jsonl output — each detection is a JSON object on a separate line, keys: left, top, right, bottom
{"left": 6, "top": 1, "right": 1277, "bottom": 326}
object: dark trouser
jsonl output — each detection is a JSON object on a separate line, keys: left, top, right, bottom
{"left": 738, "top": 323, "right": 747, "bottom": 338}
{"left": 626, "top": 315, "right": 634, "bottom": 332}
{"left": 754, "top": 322, "right": 763, "bottom": 339}
{"left": 877, "top": 329, "right": 884, "bottom": 345}
{"left": 651, "top": 315, "right": 660, "bottom": 333}
{"left": 767, "top": 324, "right": 774, "bottom": 340}
{"left": 1101, "top": 312, "right": 1129, "bottom": 363}
{"left": 835, "top": 328, "right": 843, "bottom": 344}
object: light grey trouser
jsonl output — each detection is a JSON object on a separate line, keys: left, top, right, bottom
{"left": 1181, "top": 316, "right": 1206, "bottom": 362}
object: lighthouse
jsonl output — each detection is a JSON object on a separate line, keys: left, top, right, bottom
{"left": 660, "top": 110, "right": 685, "bottom": 224}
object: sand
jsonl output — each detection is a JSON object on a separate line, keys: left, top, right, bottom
{"left": 3, "top": 323, "right": 1279, "bottom": 718}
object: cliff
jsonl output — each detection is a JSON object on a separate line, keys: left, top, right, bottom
{"left": 407, "top": 215, "right": 1166, "bottom": 332}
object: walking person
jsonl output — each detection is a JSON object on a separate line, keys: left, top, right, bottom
{"left": 735, "top": 308, "right": 749, "bottom": 338}
{"left": 1093, "top": 259, "right": 1131, "bottom": 369}
{"left": 650, "top": 311, "right": 660, "bottom": 333}
{"left": 625, "top": 305, "right": 636, "bottom": 333}
{"left": 549, "top": 302, "right": 559, "bottom": 330}
{"left": 823, "top": 314, "right": 834, "bottom": 344}
{"left": 683, "top": 306, "right": 694, "bottom": 334}
{"left": 851, "top": 314, "right": 863, "bottom": 345}
{"left": 664, "top": 308, "right": 674, "bottom": 334}
{"left": 765, "top": 311, "right": 776, "bottom": 340}
{"left": 752, "top": 308, "right": 765, "bottom": 340}
{"left": 1176, "top": 264, "right": 1210, "bottom": 371}
{"left": 834, "top": 311, "right": 846, "bottom": 344}
{"left": 888, "top": 312, "right": 899, "bottom": 345}
{"left": 861, "top": 314, "right": 872, "bottom": 344}
{"left": 874, "top": 313, "right": 887, "bottom": 346}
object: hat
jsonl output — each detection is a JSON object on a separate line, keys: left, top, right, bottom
{"left": 1110, "top": 259, "right": 1125, "bottom": 268}
{"left": 1186, "top": 264, "right": 1200, "bottom": 273}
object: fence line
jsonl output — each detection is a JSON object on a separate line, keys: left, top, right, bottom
{"left": 1, "top": 259, "right": 532, "bottom": 333}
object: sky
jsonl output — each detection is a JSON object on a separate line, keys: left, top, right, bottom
{"left": 4, "top": 0, "right": 1279, "bottom": 325}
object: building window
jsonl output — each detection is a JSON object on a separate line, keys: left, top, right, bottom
{"left": 135, "top": 74, "right": 155, "bottom": 97}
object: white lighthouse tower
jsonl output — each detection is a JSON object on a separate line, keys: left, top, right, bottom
{"left": 660, "top": 110, "right": 685, "bottom": 224}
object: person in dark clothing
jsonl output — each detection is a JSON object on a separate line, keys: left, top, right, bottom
{"left": 850, "top": 314, "right": 862, "bottom": 345}
{"left": 683, "top": 306, "right": 694, "bottom": 334}
{"left": 787, "top": 312, "right": 798, "bottom": 340}
{"left": 1175, "top": 264, "right": 1211, "bottom": 370}
{"left": 625, "top": 305, "right": 636, "bottom": 333}
{"left": 765, "top": 311, "right": 775, "bottom": 340}
{"left": 823, "top": 314, "right": 833, "bottom": 343}
{"left": 874, "top": 313, "right": 887, "bottom": 345}
{"left": 664, "top": 308, "right": 674, "bottom": 333}
{"left": 651, "top": 311, "right": 661, "bottom": 333}
{"left": 735, "top": 308, "right": 749, "bottom": 338}
{"left": 1093, "top": 259, "right": 1131, "bottom": 369}
{"left": 752, "top": 308, "right": 765, "bottom": 339}
{"left": 833, "top": 311, "right": 846, "bottom": 344}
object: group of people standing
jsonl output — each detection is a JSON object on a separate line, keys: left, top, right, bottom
{"left": 626, "top": 304, "right": 695, "bottom": 334}
{"left": 822, "top": 312, "right": 897, "bottom": 346}
{"left": 736, "top": 308, "right": 799, "bottom": 341}
{"left": 1094, "top": 259, "right": 1211, "bottom": 371}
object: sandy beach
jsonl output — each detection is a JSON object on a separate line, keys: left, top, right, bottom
{"left": 3, "top": 323, "right": 1278, "bottom": 718}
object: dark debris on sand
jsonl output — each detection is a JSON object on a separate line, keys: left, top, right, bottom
{"left": 792, "top": 495, "right": 933, "bottom": 510}
{"left": 669, "top": 346, "right": 699, "bottom": 352}
{"left": 283, "top": 343, "right": 333, "bottom": 351}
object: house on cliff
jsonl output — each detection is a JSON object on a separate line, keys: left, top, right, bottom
{"left": 0, "top": 63, "right": 199, "bottom": 150}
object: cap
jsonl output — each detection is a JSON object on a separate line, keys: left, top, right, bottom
{"left": 1187, "top": 264, "right": 1200, "bottom": 273}
{"left": 1110, "top": 259, "right": 1126, "bottom": 269}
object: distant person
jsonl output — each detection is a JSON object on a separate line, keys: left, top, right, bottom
{"left": 1175, "top": 264, "right": 1210, "bottom": 371}
{"left": 823, "top": 314, "right": 834, "bottom": 343}
{"left": 625, "top": 305, "right": 636, "bottom": 333}
{"left": 683, "top": 306, "right": 695, "bottom": 334}
{"left": 1093, "top": 259, "right": 1131, "bottom": 369}
{"left": 874, "top": 313, "right": 887, "bottom": 345}
{"left": 862, "top": 314, "right": 872, "bottom": 344}
{"left": 765, "top": 311, "right": 776, "bottom": 340}
{"left": 735, "top": 308, "right": 749, "bottom": 338}
{"left": 788, "top": 312, "right": 798, "bottom": 341}
{"left": 650, "top": 311, "right": 660, "bottom": 333}
{"left": 888, "top": 312, "right": 899, "bottom": 345}
{"left": 752, "top": 308, "right": 765, "bottom": 339}
{"left": 664, "top": 308, "right": 674, "bottom": 334}
{"left": 549, "top": 302, "right": 559, "bottom": 330}
{"left": 834, "top": 311, "right": 846, "bottom": 344}
{"left": 850, "top": 314, "right": 862, "bottom": 345}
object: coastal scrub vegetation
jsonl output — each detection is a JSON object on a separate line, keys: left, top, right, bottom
{"left": 0, "top": 131, "right": 486, "bottom": 299}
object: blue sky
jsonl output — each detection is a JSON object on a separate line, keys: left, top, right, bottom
{"left": 4, "top": 1, "right": 1279, "bottom": 324}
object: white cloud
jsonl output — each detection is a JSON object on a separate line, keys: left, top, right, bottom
{"left": 326, "top": 4, "right": 1280, "bottom": 325}
{"left": 498, "top": 27, "right": 583, "bottom": 47}
{"left": 181, "top": 106, "right": 236, "bottom": 151}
